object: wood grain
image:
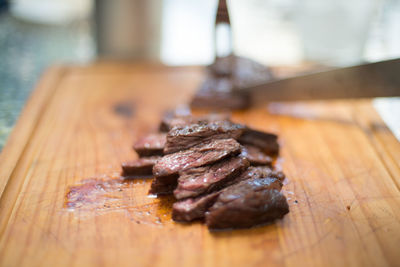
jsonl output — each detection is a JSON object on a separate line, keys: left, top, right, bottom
{"left": 0, "top": 64, "right": 399, "bottom": 267}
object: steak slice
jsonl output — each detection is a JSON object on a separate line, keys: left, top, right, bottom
{"left": 224, "top": 166, "right": 272, "bottom": 186}
{"left": 164, "top": 120, "right": 245, "bottom": 154}
{"left": 159, "top": 108, "right": 192, "bottom": 132}
{"left": 240, "top": 145, "right": 273, "bottom": 166}
{"left": 205, "top": 178, "right": 288, "bottom": 229}
{"left": 153, "top": 138, "right": 241, "bottom": 177}
{"left": 133, "top": 133, "right": 166, "bottom": 157}
{"left": 172, "top": 174, "right": 284, "bottom": 222}
{"left": 238, "top": 128, "right": 279, "bottom": 156}
{"left": 160, "top": 112, "right": 231, "bottom": 132}
{"left": 149, "top": 174, "right": 179, "bottom": 195}
{"left": 121, "top": 156, "right": 160, "bottom": 177}
{"left": 172, "top": 191, "right": 220, "bottom": 222}
{"left": 174, "top": 156, "right": 249, "bottom": 200}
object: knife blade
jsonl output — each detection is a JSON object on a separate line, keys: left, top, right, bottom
{"left": 242, "top": 58, "right": 400, "bottom": 106}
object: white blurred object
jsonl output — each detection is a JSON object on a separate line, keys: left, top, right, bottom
{"left": 161, "top": 0, "right": 216, "bottom": 65}
{"left": 364, "top": 0, "right": 400, "bottom": 61}
{"left": 215, "top": 23, "right": 232, "bottom": 58}
{"left": 11, "top": 0, "right": 92, "bottom": 24}
{"left": 373, "top": 98, "right": 400, "bottom": 141}
{"left": 161, "top": 0, "right": 301, "bottom": 66}
{"left": 294, "top": 0, "right": 379, "bottom": 66}
{"left": 229, "top": 0, "right": 302, "bottom": 66}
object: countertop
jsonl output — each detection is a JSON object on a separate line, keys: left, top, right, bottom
{"left": 0, "top": 12, "right": 94, "bottom": 150}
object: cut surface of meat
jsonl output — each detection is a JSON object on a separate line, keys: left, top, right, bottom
{"left": 205, "top": 177, "right": 287, "bottom": 229}
{"left": 174, "top": 156, "right": 249, "bottom": 200}
{"left": 238, "top": 128, "right": 279, "bottom": 156}
{"left": 172, "top": 191, "right": 220, "bottom": 222}
{"left": 149, "top": 174, "right": 179, "bottom": 195}
{"left": 133, "top": 133, "right": 166, "bottom": 157}
{"left": 240, "top": 145, "right": 273, "bottom": 166}
{"left": 172, "top": 176, "right": 282, "bottom": 223}
{"left": 153, "top": 138, "right": 241, "bottom": 177}
{"left": 121, "top": 157, "right": 160, "bottom": 177}
{"left": 160, "top": 113, "right": 231, "bottom": 132}
{"left": 225, "top": 166, "right": 273, "bottom": 186}
{"left": 164, "top": 120, "right": 245, "bottom": 154}
{"left": 205, "top": 189, "right": 289, "bottom": 229}
{"left": 159, "top": 108, "right": 192, "bottom": 132}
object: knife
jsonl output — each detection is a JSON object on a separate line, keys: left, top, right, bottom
{"left": 241, "top": 58, "right": 400, "bottom": 106}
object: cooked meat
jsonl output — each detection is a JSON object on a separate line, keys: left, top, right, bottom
{"left": 191, "top": 55, "right": 273, "bottom": 110}
{"left": 173, "top": 176, "right": 283, "bottom": 223}
{"left": 174, "top": 156, "right": 249, "bottom": 199}
{"left": 238, "top": 128, "right": 279, "bottom": 156}
{"left": 172, "top": 191, "right": 220, "bottom": 222}
{"left": 207, "top": 55, "right": 274, "bottom": 85}
{"left": 205, "top": 178, "right": 288, "bottom": 229}
{"left": 133, "top": 133, "right": 166, "bottom": 157}
{"left": 224, "top": 166, "right": 273, "bottom": 186}
{"left": 240, "top": 145, "right": 273, "bottom": 166}
{"left": 149, "top": 174, "right": 179, "bottom": 195}
{"left": 160, "top": 115, "right": 193, "bottom": 133}
{"left": 121, "top": 156, "right": 160, "bottom": 177}
{"left": 164, "top": 120, "right": 245, "bottom": 154}
{"left": 190, "top": 78, "right": 251, "bottom": 110}
{"left": 159, "top": 108, "right": 192, "bottom": 132}
{"left": 153, "top": 138, "right": 241, "bottom": 177}
{"left": 270, "top": 170, "right": 286, "bottom": 182}
{"left": 159, "top": 111, "right": 230, "bottom": 132}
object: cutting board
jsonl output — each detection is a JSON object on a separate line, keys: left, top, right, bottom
{"left": 0, "top": 64, "right": 399, "bottom": 267}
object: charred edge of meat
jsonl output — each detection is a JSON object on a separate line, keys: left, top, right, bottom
{"left": 149, "top": 174, "right": 179, "bottom": 195}
{"left": 238, "top": 128, "right": 279, "bottom": 156}
{"left": 240, "top": 145, "right": 273, "bottom": 166}
{"left": 172, "top": 176, "right": 283, "bottom": 223}
{"left": 205, "top": 189, "right": 289, "bottom": 230}
{"left": 172, "top": 191, "right": 220, "bottom": 222}
{"left": 174, "top": 156, "right": 249, "bottom": 200}
{"left": 159, "top": 112, "right": 232, "bottom": 133}
{"left": 270, "top": 170, "right": 285, "bottom": 182}
{"left": 153, "top": 138, "right": 242, "bottom": 177}
{"left": 164, "top": 120, "right": 245, "bottom": 154}
{"left": 121, "top": 156, "right": 160, "bottom": 177}
{"left": 133, "top": 133, "right": 166, "bottom": 157}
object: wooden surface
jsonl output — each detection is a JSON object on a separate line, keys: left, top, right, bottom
{"left": 0, "top": 64, "right": 399, "bottom": 267}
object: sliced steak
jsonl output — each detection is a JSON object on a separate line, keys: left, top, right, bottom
{"left": 224, "top": 166, "right": 285, "bottom": 188}
{"left": 191, "top": 55, "right": 273, "bottom": 110}
{"left": 205, "top": 178, "right": 288, "bottom": 229}
{"left": 172, "top": 176, "right": 283, "bottom": 223}
{"left": 133, "top": 133, "right": 166, "bottom": 157}
{"left": 149, "top": 174, "right": 179, "bottom": 195}
{"left": 153, "top": 138, "right": 241, "bottom": 177}
{"left": 121, "top": 156, "right": 160, "bottom": 177}
{"left": 159, "top": 108, "right": 192, "bottom": 132}
{"left": 160, "top": 112, "right": 230, "bottom": 132}
{"left": 164, "top": 121, "right": 245, "bottom": 154}
{"left": 240, "top": 145, "right": 273, "bottom": 166}
{"left": 174, "top": 156, "right": 249, "bottom": 200}
{"left": 224, "top": 166, "right": 272, "bottom": 186}
{"left": 238, "top": 128, "right": 279, "bottom": 156}
{"left": 172, "top": 191, "right": 220, "bottom": 222}
{"left": 160, "top": 115, "right": 193, "bottom": 132}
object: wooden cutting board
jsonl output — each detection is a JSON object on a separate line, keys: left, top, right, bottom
{"left": 0, "top": 63, "right": 399, "bottom": 267}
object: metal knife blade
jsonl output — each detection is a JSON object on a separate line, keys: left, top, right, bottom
{"left": 243, "top": 58, "right": 400, "bottom": 106}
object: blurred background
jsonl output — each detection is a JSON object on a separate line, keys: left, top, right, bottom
{"left": 1, "top": 0, "right": 400, "bottom": 149}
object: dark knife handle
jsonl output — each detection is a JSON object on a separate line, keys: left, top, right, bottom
{"left": 216, "top": 0, "right": 231, "bottom": 24}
